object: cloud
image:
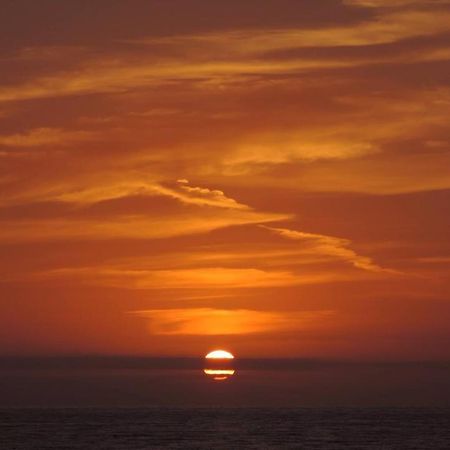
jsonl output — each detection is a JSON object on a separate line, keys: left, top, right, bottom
{"left": 0, "top": 170, "right": 276, "bottom": 220}
{"left": 0, "top": 127, "right": 94, "bottom": 147}
{"left": 137, "top": 9, "right": 450, "bottom": 52}
{"left": 207, "top": 86, "right": 450, "bottom": 192}
{"left": 261, "top": 226, "right": 393, "bottom": 273}
{"left": 37, "top": 267, "right": 300, "bottom": 289}
{"left": 47, "top": 181, "right": 162, "bottom": 205}
{"left": 33, "top": 257, "right": 377, "bottom": 290}
{"left": 1, "top": 175, "right": 251, "bottom": 210}
{"left": 415, "top": 257, "right": 450, "bottom": 264}
{"left": 0, "top": 176, "right": 290, "bottom": 243}
{"left": 344, "top": 0, "right": 450, "bottom": 7}
{"left": 0, "top": 206, "right": 286, "bottom": 243}
{"left": 132, "top": 308, "right": 335, "bottom": 335}
{"left": 221, "top": 140, "right": 376, "bottom": 173}
{"left": 0, "top": 6, "right": 448, "bottom": 104}
{"left": 1, "top": 162, "right": 299, "bottom": 244}
{"left": 158, "top": 180, "right": 250, "bottom": 209}
{"left": 0, "top": 57, "right": 352, "bottom": 103}
{"left": 136, "top": 267, "right": 297, "bottom": 289}
{"left": 263, "top": 150, "right": 450, "bottom": 195}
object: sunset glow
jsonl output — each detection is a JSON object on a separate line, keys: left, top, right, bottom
{"left": 2, "top": 4, "right": 450, "bottom": 448}
{"left": 0, "top": 0, "right": 449, "bottom": 363}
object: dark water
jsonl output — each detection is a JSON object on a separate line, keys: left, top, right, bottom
{"left": 1, "top": 407, "right": 450, "bottom": 449}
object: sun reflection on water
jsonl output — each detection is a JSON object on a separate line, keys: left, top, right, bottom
{"left": 203, "top": 368, "right": 236, "bottom": 381}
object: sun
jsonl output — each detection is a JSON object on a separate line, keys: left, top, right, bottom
{"left": 205, "top": 350, "right": 234, "bottom": 359}
{"left": 204, "top": 351, "right": 235, "bottom": 381}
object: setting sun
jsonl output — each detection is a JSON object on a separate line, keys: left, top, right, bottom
{"left": 205, "top": 350, "right": 234, "bottom": 359}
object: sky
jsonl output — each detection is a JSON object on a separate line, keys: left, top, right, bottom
{"left": 0, "top": 0, "right": 449, "bottom": 360}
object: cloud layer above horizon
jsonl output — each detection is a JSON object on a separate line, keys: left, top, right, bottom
{"left": 0, "top": 0, "right": 449, "bottom": 359}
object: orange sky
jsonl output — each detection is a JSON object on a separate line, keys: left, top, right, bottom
{"left": 0, "top": 0, "right": 449, "bottom": 360}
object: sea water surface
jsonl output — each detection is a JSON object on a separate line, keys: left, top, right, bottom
{"left": 1, "top": 407, "right": 450, "bottom": 449}
{"left": 1, "top": 360, "right": 450, "bottom": 448}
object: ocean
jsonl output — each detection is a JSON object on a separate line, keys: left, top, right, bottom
{"left": 1, "top": 407, "right": 450, "bottom": 449}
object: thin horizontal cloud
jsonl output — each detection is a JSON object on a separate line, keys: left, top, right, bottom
{"left": 34, "top": 261, "right": 373, "bottom": 289}
{"left": 263, "top": 151, "right": 450, "bottom": 195}
{"left": 38, "top": 267, "right": 300, "bottom": 289}
{"left": 414, "top": 257, "right": 450, "bottom": 264}
{"left": 136, "top": 8, "right": 450, "bottom": 52}
{"left": 139, "top": 247, "right": 354, "bottom": 269}
{"left": 223, "top": 140, "right": 376, "bottom": 171}
{"left": 0, "top": 127, "right": 94, "bottom": 147}
{"left": 344, "top": 0, "right": 450, "bottom": 7}
{"left": 0, "top": 58, "right": 353, "bottom": 103}
{"left": 132, "top": 308, "right": 335, "bottom": 335}
{"left": 0, "top": 208, "right": 286, "bottom": 243}
{"left": 2, "top": 48, "right": 446, "bottom": 104}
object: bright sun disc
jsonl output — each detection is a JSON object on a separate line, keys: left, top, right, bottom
{"left": 205, "top": 350, "right": 234, "bottom": 359}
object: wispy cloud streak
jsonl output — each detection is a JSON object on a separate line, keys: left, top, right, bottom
{"left": 132, "top": 308, "right": 335, "bottom": 335}
{"left": 261, "top": 226, "right": 394, "bottom": 273}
